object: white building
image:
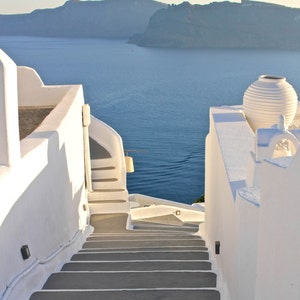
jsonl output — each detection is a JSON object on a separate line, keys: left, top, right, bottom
{"left": 205, "top": 75, "right": 300, "bottom": 299}
{"left": 0, "top": 50, "right": 206, "bottom": 300}
{"left": 1, "top": 48, "right": 299, "bottom": 300}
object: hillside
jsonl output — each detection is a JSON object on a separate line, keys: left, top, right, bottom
{"left": 129, "top": 1, "right": 300, "bottom": 50}
{"left": 0, "top": 0, "right": 166, "bottom": 38}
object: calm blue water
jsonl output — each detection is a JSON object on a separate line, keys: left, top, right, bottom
{"left": 1, "top": 36, "right": 300, "bottom": 204}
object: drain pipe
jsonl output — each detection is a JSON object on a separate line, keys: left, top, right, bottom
{"left": 82, "top": 104, "right": 92, "bottom": 192}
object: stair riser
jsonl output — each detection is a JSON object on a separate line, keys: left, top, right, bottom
{"left": 92, "top": 169, "right": 119, "bottom": 180}
{"left": 88, "top": 190, "right": 128, "bottom": 202}
{"left": 88, "top": 203, "right": 130, "bottom": 214}
{"left": 43, "top": 271, "right": 217, "bottom": 289}
{"left": 92, "top": 181, "right": 124, "bottom": 190}
{"left": 91, "top": 158, "right": 116, "bottom": 169}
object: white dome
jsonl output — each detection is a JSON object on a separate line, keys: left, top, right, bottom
{"left": 243, "top": 75, "right": 298, "bottom": 131}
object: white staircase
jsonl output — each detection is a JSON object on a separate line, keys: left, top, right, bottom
{"left": 30, "top": 214, "right": 220, "bottom": 300}
{"left": 87, "top": 116, "right": 129, "bottom": 214}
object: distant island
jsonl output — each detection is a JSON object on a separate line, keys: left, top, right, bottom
{"left": 0, "top": 0, "right": 166, "bottom": 38}
{"left": 129, "top": 1, "right": 300, "bottom": 50}
{"left": 1, "top": 0, "right": 300, "bottom": 50}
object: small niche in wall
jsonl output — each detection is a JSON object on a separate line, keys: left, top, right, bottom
{"left": 21, "top": 245, "right": 31, "bottom": 260}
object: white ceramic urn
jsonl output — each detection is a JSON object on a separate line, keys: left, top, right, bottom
{"left": 243, "top": 75, "right": 298, "bottom": 131}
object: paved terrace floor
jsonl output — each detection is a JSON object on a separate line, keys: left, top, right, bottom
{"left": 30, "top": 213, "right": 220, "bottom": 300}
{"left": 18, "top": 106, "right": 55, "bottom": 140}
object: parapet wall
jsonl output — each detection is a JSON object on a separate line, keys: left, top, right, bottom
{"left": 17, "top": 66, "right": 70, "bottom": 107}
{"left": 205, "top": 105, "right": 300, "bottom": 300}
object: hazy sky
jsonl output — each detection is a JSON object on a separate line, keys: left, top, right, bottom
{"left": 0, "top": 0, "right": 300, "bottom": 15}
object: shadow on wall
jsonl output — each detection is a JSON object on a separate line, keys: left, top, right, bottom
{"left": 0, "top": 132, "right": 86, "bottom": 299}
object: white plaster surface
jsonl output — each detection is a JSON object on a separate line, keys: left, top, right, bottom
{"left": 210, "top": 106, "right": 254, "bottom": 197}
{"left": 205, "top": 101, "right": 300, "bottom": 300}
{"left": 17, "top": 66, "right": 70, "bottom": 107}
{"left": 0, "top": 49, "right": 20, "bottom": 166}
{"left": 0, "top": 53, "right": 89, "bottom": 299}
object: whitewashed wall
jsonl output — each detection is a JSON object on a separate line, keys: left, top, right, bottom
{"left": 205, "top": 121, "right": 241, "bottom": 300}
{"left": 0, "top": 50, "right": 89, "bottom": 300}
{"left": 17, "top": 66, "right": 70, "bottom": 106}
{"left": 205, "top": 105, "right": 300, "bottom": 300}
{"left": 255, "top": 154, "right": 300, "bottom": 299}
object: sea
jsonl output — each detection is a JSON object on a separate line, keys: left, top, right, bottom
{"left": 1, "top": 36, "right": 300, "bottom": 204}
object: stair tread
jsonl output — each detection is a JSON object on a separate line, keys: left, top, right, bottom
{"left": 30, "top": 289, "right": 220, "bottom": 300}
{"left": 86, "top": 233, "right": 202, "bottom": 240}
{"left": 61, "top": 260, "right": 212, "bottom": 271}
{"left": 71, "top": 251, "right": 209, "bottom": 261}
{"left": 91, "top": 188, "right": 126, "bottom": 192}
{"left": 133, "top": 224, "right": 199, "bottom": 233}
{"left": 92, "top": 178, "right": 118, "bottom": 182}
{"left": 88, "top": 199, "right": 127, "bottom": 203}
{"left": 91, "top": 166, "right": 115, "bottom": 170}
{"left": 42, "top": 271, "right": 217, "bottom": 289}
{"left": 79, "top": 246, "right": 208, "bottom": 252}
{"left": 29, "top": 213, "right": 219, "bottom": 300}
{"left": 82, "top": 239, "right": 206, "bottom": 249}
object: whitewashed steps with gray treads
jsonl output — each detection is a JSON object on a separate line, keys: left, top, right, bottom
{"left": 29, "top": 214, "right": 220, "bottom": 300}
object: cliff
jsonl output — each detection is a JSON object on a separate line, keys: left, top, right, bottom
{"left": 129, "top": 1, "right": 300, "bottom": 50}
{"left": 0, "top": 0, "right": 166, "bottom": 38}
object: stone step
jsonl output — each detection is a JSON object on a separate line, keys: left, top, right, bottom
{"left": 135, "top": 215, "right": 200, "bottom": 227}
{"left": 133, "top": 218, "right": 198, "bottom": 226}
{"left": 92, "top": 178, "right": 118, "bottom": 182}
{"left": 71, "top": 250, "right": 209, "bottom": 261}
{"left": 79, "top": 246, "right": 208, "bottom": 252}
{"left": 88, "top": 199, "right": 127, "bottom": 204}
{"left": 30, "top": 288, "right": 220, "bottom": 300}
{"left": 88, "top": 202, "right": 130, "bottom": 215}
{"left": 88, "top": 189, "right": 128, "bottom": 202}
{"left": 92, "top": 179, "right": 122, "bottom": 190}
{"left": 90, "top": 157, "right": 116, "bottom": 169}
{"left": 91, "top": 166, "right": 115, "bottom": 170}
{"left": 86, "top": 233, "right": 202, "bottom": 241}
{"left": 61, "top": 260, "right": 212, "bottom": 271}
{"left": 89, "top": 213, "right": 129, "bottom": 233}
{"left": 29, "top": 213, "right": 220, "bottom": 300}
{"left": 89, "top": 231, "right": 198, "bottom": 237}
{"left": 42, "top": 271, "right": 217, "bottom": 290}
{"left": 132, "top": 223, "right": 199, "bottom": 233}
{"left": 91, "top": 168, "right": 119, "bottom": 180}
{"left": 82, "top": 238, "right": 205, "bottom": 249}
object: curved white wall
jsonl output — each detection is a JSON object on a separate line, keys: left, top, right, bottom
{"left": 89, "top": 116, "right": 127, "bottom": 190}
{"left": 17, "top": 66, "right": 70, "bottom": 107}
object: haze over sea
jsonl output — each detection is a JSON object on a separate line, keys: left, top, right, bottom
{"left": 2, "top": 36, "right": 300, "bottom": 204}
